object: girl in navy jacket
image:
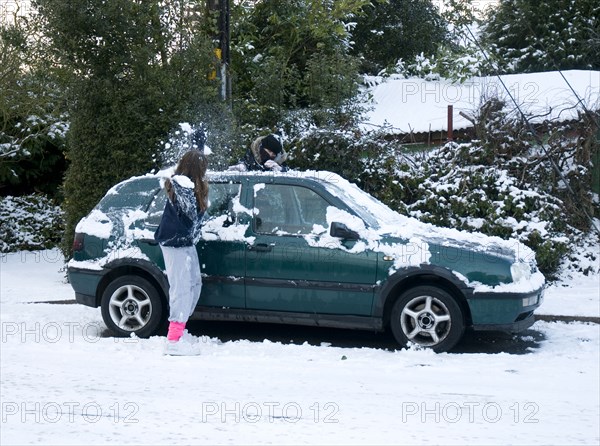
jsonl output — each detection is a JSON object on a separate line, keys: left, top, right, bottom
{"left": 154, "top": 150, "right": 208, "bottom": 353}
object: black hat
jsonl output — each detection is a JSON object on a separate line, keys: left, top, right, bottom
{"left": 260, "top": 134, "right": 282, "bottom": 154}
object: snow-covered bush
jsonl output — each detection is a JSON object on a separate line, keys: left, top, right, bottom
{"left": 481, "top": 0, "right": 600, "bottom": 73}
{"left": 289, "top": 128, "right": 372, "bottom": 177}
{"left": 395, "top": 142, "right": 571, "bottom": 277}
{"left": 385, "top": 47, "right": 491, "bottom": 83}
{"left": 394, "top": 103, "right": 599, "bottom": 278}
{"left": 288, "top": 128, "right": 406, "bottom": 211}
{"left": 0, "top": 194, "right": 64, "bottom": 252}
{"left": 0, "top": 22, "right": 69, "bottom": 196}
{"left": 557, "top": 227, "right": 600, "bottom": 279}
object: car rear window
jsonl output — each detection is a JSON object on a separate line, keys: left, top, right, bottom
{"left": 97, "top": 177, "right": 162, "bottom": 211}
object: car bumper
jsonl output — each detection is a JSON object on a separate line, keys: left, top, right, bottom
{"left": 471, "top": 311, "right": 536, "bottom": 332}
{"left": 68, "top": 267, "right": 104, "bottom": 308}
{"left": 75, "top": 291, "right": 97, "bottom": 307}
{"left": 468, "top": 287, "right": 544, "bottom": 333}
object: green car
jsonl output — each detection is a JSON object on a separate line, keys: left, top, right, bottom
{"left": 68, "top": 170, "right": 545, "bottom": 352}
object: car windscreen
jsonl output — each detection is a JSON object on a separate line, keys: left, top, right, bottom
{"left": 322, "top": 181, "right": 399, "bottom": 229}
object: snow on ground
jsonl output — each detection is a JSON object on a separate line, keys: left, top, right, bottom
{"left": 362, "top": 70, "right": 600, "bottom": 134}
{"left": 542, "top": 274, "right": 600, "bottom": 319}
{"left": 1, "top": 250, "right": 599, "bottom": 445}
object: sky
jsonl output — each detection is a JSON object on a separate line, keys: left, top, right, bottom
{"left": 1, "top": 249, "right": 598, "bottom": 445}
{"left": 0, "top": 1, "right": 501, "bottom": 25}
{"left": 0, "top": 1, "right": 32, "bottom": 25}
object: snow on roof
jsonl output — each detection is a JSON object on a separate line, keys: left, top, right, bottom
{"left": 361, "top": 70, "right": 600, "bottom": 134}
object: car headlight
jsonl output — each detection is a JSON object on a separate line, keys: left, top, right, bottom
{"left": 511, "top": 261, "right": 532, "bottom": 283}
{"left": 522, "top": 294, "right": 540, "bottom": 307}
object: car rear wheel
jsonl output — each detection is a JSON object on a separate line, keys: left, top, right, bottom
{"left": 100, "top": 275, "right": 165, "bottom": 338}
{"left": 390, "top": 286, "right": 465, "bottom": 353}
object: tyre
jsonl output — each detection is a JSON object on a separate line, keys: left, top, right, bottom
{"left": 100, "top": 275, "right": 166, "bottom": 338}
{"left": 390, "top": 285, "right": 465, "bottom": 353}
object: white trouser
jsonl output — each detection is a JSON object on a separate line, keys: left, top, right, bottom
{"left": 160, "top": 245, "right": 202, "bottom": 323}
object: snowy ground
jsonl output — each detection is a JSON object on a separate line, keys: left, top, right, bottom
{"left": 1, "top": 250, "right": 599, "bottom": 445}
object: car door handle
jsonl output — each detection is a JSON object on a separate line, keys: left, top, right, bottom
{"left": 248, "top": 243, "right": 273, "bottom": 252}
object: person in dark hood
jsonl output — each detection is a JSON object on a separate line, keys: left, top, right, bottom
{"left": 228, "top": 133, "right": 288, "bottom": 172}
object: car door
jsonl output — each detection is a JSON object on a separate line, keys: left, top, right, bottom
{"left": 197, "top": 181, "right": 247, "bottom": 308}
{"left": 245, "top": 181, "right": 377, "bottom": 316}
{"left": 145, "top": 181, "right": 246, "bottom": 309}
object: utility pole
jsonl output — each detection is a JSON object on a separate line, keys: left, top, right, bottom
{"left": 207, "top": 0, "right": 230, "bottom": 103}
{"left": 447, "top": 105, "right": 454, "bottom": 142}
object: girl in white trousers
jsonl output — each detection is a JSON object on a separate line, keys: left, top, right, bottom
{"left": 154, "top": 148, "right": 208, "bottom": 354}
{"left": 160, "top": 245, "right": 202, "bottom": 325}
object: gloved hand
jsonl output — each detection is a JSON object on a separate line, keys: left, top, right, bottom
{"left": 227, "top": 163, "right": 247, "bottom": 172}
{"left": 263, "top": 160, "right": 282, "bottom": 172}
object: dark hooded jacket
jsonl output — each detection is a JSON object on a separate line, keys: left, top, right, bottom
{"left": 154, "top": 175, "right": 204, "bottom": 247}
{"left": 233, "top": 134, "right": 288, "bottom": 172}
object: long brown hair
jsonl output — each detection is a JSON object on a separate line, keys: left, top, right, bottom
{"left": 165, "top": 151, "right": 209, "bottom": 212}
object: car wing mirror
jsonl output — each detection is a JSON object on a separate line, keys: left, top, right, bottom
{"left": 330, "top": 222, "right": 360, "bottom": 241}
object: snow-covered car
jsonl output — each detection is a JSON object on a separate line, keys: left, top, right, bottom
{"left": 67, "top": 170, "right": 545, "bottom": 352}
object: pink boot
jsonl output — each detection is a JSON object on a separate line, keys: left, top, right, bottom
{"left": 167, "top": 321, "right": 186, "bottom": 342}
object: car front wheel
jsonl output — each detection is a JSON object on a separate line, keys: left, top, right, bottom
{"left": 390, "top": 285, "right": 465, "bottom": 353}
{"left": 100, "top": 275, "right": 166, "bottom": 338}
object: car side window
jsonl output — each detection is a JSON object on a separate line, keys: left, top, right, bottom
{"left": 253, "top": 184, "right": 330, "bottom": 235}
{"left": 206, "top": 183, "right": 241, "bottom": 226}
{"left": 146, "top": 182, "right": 241, "bottom": 226}
{"left": 293, "top": 186, "right": 329, "bottom": 231}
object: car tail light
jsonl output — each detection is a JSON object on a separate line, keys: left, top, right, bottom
{"left": 72, "top": 233, "right": 84, "bottom": 252}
